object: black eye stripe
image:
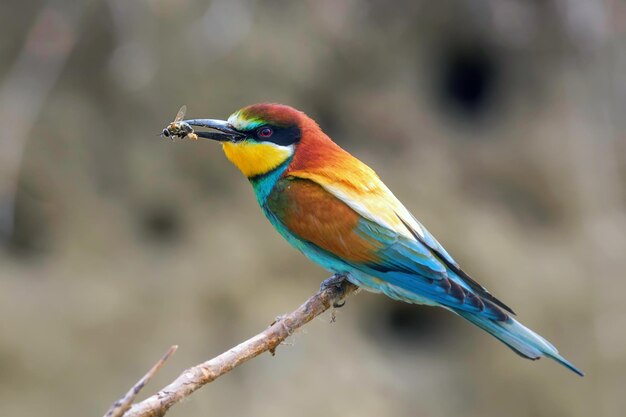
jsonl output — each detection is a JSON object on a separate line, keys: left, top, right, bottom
{"left": 252, "top": 125, "right": 301, "bottom": 146}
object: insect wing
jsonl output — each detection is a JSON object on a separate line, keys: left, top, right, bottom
{"left": 174, "top": 105, "right": 187, "bottom": 123}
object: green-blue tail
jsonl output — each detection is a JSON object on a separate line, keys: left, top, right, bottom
{"left": 454, "top": 310, "right": 584, "bottom": 376}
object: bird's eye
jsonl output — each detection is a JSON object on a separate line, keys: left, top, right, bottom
{"left": 257, "top": 127, "right": 273, "bottom": 138}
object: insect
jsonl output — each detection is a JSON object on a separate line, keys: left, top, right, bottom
{"left": 161, "top": 105, "right": 198, "bottom": 141}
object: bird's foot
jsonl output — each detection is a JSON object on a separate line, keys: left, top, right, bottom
{"left": 320, "top": 273, "right": 347, "bottom": 290}
{"left": 320, "top": 273, "right": 349, "bottom": 308}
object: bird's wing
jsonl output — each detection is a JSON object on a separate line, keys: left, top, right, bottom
{"left": 268, "top": 174, "right": 510, "bottom": 319}
{"left": 287, "top": 159, "right": 454, "bottom": 261}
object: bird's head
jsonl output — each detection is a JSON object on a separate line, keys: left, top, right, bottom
{"left": 188, "top": 103, "right": 318, "bottom": 178}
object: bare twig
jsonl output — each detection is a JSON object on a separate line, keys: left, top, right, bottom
{"left": 104, "top": 345, "right": 178, "bottom": 417}
{"left": 115, "top": 279, "right": 357, "bottom": 417}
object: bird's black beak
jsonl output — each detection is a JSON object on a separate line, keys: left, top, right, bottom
{"left": 183, "top": 119, "right": 246, "bottom": 142}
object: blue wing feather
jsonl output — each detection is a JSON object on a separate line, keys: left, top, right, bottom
{"left": 396, "top": 214, "right": 516, "bottom": 315}
{"left": 352, "top": 217, "right": 508, "bottom": 320}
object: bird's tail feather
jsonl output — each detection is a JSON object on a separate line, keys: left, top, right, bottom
{"left": 454, "top": 309, "right": 584, "bottom": 376}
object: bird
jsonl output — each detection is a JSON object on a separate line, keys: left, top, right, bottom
{"left": 176, "top": 103, "right": 583, "bottom": 376}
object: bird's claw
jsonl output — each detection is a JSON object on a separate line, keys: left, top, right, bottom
{"left": 320, "top": 273, "right": 346, "bottom": 291}
{"left": 320, "top": 273, "right": 348, "bottom": 308}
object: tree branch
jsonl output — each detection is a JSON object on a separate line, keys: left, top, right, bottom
{"left": 111, "top": 279, "right": 358, "bottom": 417}
{"left": 104, "top": 346, "right": 178, "bottom": 417}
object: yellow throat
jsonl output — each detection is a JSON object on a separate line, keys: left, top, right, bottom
{"left": 222, "top": 141, "right": 294, "bottom": 178}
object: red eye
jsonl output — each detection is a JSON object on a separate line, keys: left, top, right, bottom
{"left": 258, "top": 127, "right": 273, "bottom": 138}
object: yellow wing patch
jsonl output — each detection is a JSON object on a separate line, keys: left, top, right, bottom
{"left": 222, "top": 141, "right": 294, "bottom": 178}
{"left": 288, "top": 164, "right": 425, "bottom": 242}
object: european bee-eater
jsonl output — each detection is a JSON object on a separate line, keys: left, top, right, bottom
{"left": 175, "top": 103, "right": 583, "bottom": 376}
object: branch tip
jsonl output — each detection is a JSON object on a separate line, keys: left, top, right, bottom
{"left": 103, "top": 345, "right": 179, "bottom": 417}
{"left": 109, "top": 277, "right": 358, "bottom": 417}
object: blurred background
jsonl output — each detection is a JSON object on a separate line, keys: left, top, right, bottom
{"left": 0, "top": 0, "right": 624, "bottom": 416}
